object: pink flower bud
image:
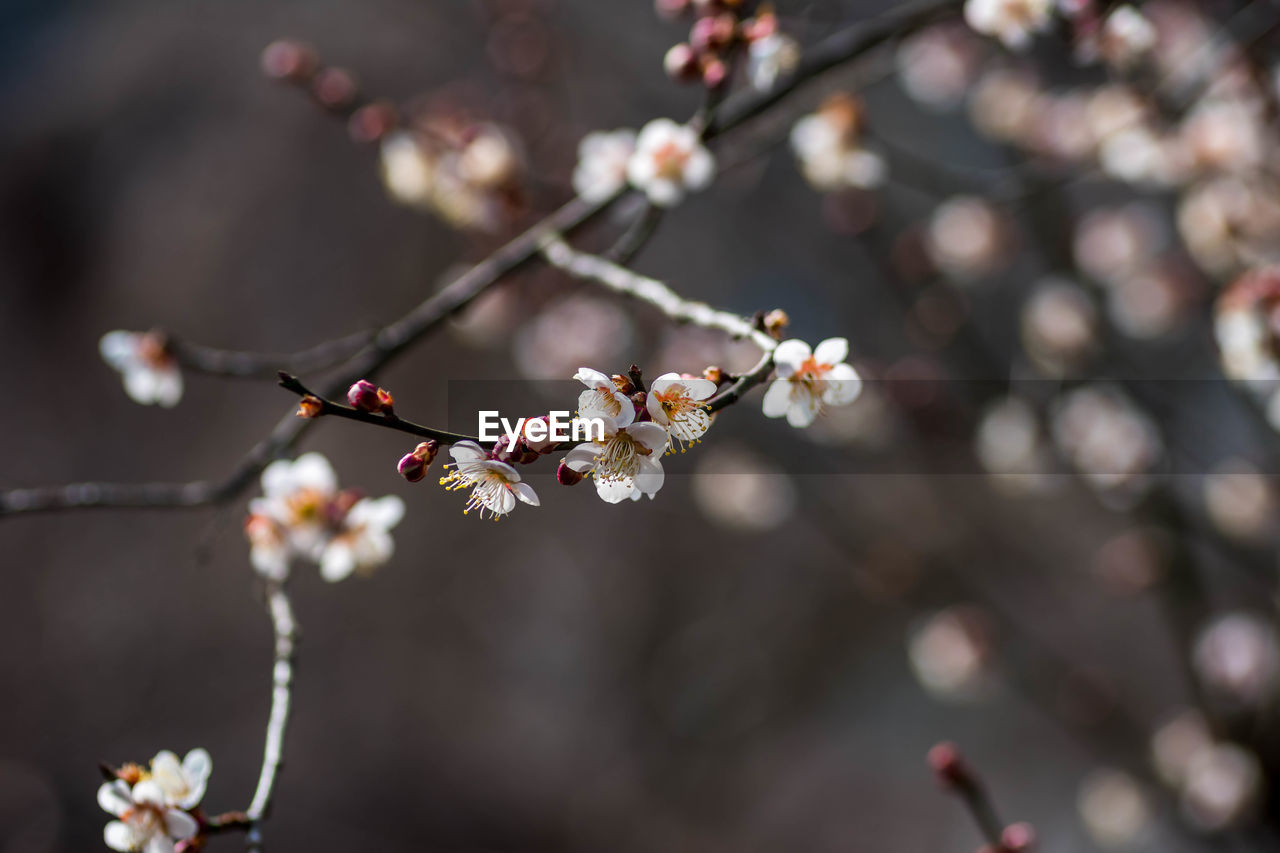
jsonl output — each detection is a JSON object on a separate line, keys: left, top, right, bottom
{"left": 664, "top": 43, "right": 700, "bottom": 82}
{"left": 260, "top": 40, "right": 318, "bottom": 82}
{"left": 312, "top": 67, "right": 357, "bottom": 110}
{"left": 702, "top": 56, "right": 729, "bottom": 89}
{"left": 398, "top": 440, "right": 439, "bottom": 482}
{"left": 556, "top": 461, "right": 585, "bottom": 486}
{"left": 398, "top": 453, "right": 427, "bottom": 482}
{"left": 927, "top": 742, "right": 971, "bottom": 789}
{"left": 347, "top": 380, "right": 394, "bottom": 413}
{"left": 1001, "top": 823, "right": 1036, "bottom": 851}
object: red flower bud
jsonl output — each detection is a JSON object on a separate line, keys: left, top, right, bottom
{"left": 556, "top": 461, "right": 585, "bottom": 486}
{"left": 347, "top": 380, "right": 394, "bottom": 414}
{"left": 398, "top": 440, "right": 439, "bottom": 482}
{"left": 260, "top": 40, "right": 319, "bottom": 82}
{"left": 664, "top": 43, "right": 700, "bottom": 82}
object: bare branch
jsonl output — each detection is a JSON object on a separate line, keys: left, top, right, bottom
{"left": 244, "top": 582, "right": 298, "bottom": 850}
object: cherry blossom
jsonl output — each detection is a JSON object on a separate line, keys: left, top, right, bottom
{"left": 645, "top": 372, "right": 716, "bottom": 449}
{"left": 438, "top": 441, "right": 539, "bottom": 519}
{"left": 761, "top": 337, "right": 861, "bottom": 428}
{"left": 148, "top": 749, "right": 211, "bottom": 810}
{"left": 572, "top": 129, "right": 636, "bottom": 203}
{"left": 625, "top": 118, "right": 715, "bottom": 207}
{"left": 963, "top": 0, "right": 1053, "bottom": 51}
{"left": 100, "top": 331, "right": 183, "bottom": 408}
{"left": 98, "top": 779, "right": 197, "bottom": 853}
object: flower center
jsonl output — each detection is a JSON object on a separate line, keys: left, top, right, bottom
{"left": 595, "top": 432, "right": 648, "bottom": 482}
{"left": 652, "top": 141, "right": 690, "bottom": 180}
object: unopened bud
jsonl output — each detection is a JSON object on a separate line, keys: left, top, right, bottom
{"left": 116, "top": 763, "right": 146, "bottom": 785}
{"left": 349, "top": 101, "right": 399, "bottom": 143}
{"left": 557, "top": 461, "right": 585, "bottom": 485}
{"left": 702, "top": 56, "right": 729, "bottom": 89}
{"left": 664, "top": 43, "right": 700, "bottom": 82}
{"left": 397, "top": 455, "right": 425, "bottom": 482}
{"left": 296, "top": 395, "right": 323, "bottom": 418}
{"left": 261, "top": 39, "right": 319, "bottom": 82}
{"left": 690, "top": 14, "right": 736, "bottom": 52}
{"left": 347, "top": 380, "right": 393, "bottom": 414}
{"left": 742, "top": 10, "right": 779, "bottom": 41}
{"left": 1001, "top": 823, "right": 1036, "bottom": 851}
{"left": 312, "top": 67, "right": 357, "bottom": 110}
{"left": 703, "top": 365, "right": 725, "bottom": 384}
{"left": 612, "top": 374, "right": 636, "bottom": 395}
{"left": 763, "top": 308, "right": 790, "bottom": 338}
{"left": 927, "top": 742, "right": 972, "bottom": 789}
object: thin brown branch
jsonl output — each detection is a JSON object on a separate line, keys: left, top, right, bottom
{"left": 277, "top": 373, "right": 480, "bottom": 445}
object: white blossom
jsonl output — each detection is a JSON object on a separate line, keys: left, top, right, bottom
{"left": 564, "top": 369, "right": 669, "bottom": 503}
{"left": 148, "top": 749, "right": 210, "bottom": 810}
{"left": 746, "top": 32, "right": 800, "bottom": 91}
{"left": 761, "top": 338, "right": 861, "bottom": 428}
{"left": 572, "top": 130, "right": 636, "bottom": 202}
{"left": 963, "top": 0, "right": 1053, "bottom": 50}
{"left": 98, "top": 779, "right": 197, "bottom": 853}
{"left": 100, "top": 331, "right": 183, "bottom": 408}
{"left": 319, "top": 495, "right": 406, "bottom": 582}
{"left": 439, "top": 441, "right": 539, "bottom": 519}
{"left": 625, "top": 119, "right": 715, "bottom": 207}
{"left": 645, "top": 372, "right": 717, "bottom": 449}
{"left": 790, "top": 110, "right": 886, "bottom": 192}
{"left": 245, "top": 452, "right": 404, "bottom": 579}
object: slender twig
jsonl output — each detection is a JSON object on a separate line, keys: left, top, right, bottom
{"left": 277, "top": 373, "right": 479, "bottom": 445}
{"left": 244, "top": 582, "right": 298, "bottom": 851}
{"left": 170, "top": 329, "right": 377, "bottom": 380}
{"left": 603, "top": 201, "right": 664, "bottom": 266}
{"left": 928, "top": 743, "right": 1011, "bottom": 850}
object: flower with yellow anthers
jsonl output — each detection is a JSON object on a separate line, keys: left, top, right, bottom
{"left": 439, "top": 441, "right": 540, "bottom": 519}
{"left": 573, "top": 367, "right": 632, "bottom": 422}
{"left": 761, "top": 337, "right": 861, "bottom": 428}
{"left": 645, "top": 372, "right": 716, "bottom": 451}
{"left": 98, "top": 778, "right": 197, "bottom": 853}
{"left": 564, "top": 385, "right": 669, "bottom": 503}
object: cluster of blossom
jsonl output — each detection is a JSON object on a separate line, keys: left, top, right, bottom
{"left": 100, "top": 330, "right": 183, "bottom": 407}
{"left": 244, "top": 452, "right": 405, "bottom": 582}
{"left": 573, "top": 118, "right": 714, "bottom": 208}
{"left": 789, "top": 94, "right": 887, "bottom": 194}
{"left": 98, "top": 749, "right": 211, "bottom": 853}
{"left": 378, "top": 111, "right": 525, "bottom": 232}
{"left": 657, "top": 1, "right": 796, "bottom": 92}
{"left": 388, "top": 336, "right": 860, "bottom": 518}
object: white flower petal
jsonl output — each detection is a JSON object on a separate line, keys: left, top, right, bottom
{"left": 511, "top": 482, "right": 540, "bottom": 506}
{"left": 563, "top": 445, "right": 599, "bottom": 472}
{"left": 131, "top": 781, "right": 166, "bottom": 807}
{"left": 644, "top": 178, "right": 683, "bottom": 208}
{"left": 634, "top": 456, "right": 665, "bottom": 498}
{"left": 350, "top": 495, "right": 405, "bottom": 531}
{"left": 595, "top": 475, "right": 639, "bottom": 504}
{"left": 100, "top": 331, "right": 138, "bottom": 370}
{"left": 144, "top": 836, "right": 176, "bottom": 853}
{"left": 813, "top": 337, "right": 849, "bottom": 366}
{"left": 163, "top": 809, "right": 198, "bottom": 841}
{"left": 98, "top": 781, "right": 132, "bottom": 817}
{"left": 320, "top": 544, "right": 357, "bottom": 582}
{"left": 290, "top": 453, "right": 337, "bottom": 494}
{"left": 626, "top": 422, "right": 670, "bottom": 454}
{"left": 573, "top": 367, "right": 612, "bottom": 388}
{"left": 761, "top": 379, "right": 795, "bottom": 418}
{"left": 823, "top": 363, "right": 862, "bottom": 406}
{"left": 124, "top": 367, "right": 162, "bottom": 405}
{"left": 152, "top": 370, "right": 183, "bottom": 408}
{"left": 785, "top": 390, "right": 823, "bottom": 428}
{"left": 104, "top": 821, "right": 137, "bottom": 852}
{"left": 773, "top": 339, "right": 812, "bottom": 373}
{"left": 683, "top": 148, "right": 716, "bottom": 190}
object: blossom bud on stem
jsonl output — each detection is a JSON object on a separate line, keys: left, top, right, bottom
{"left": 928, "top": 743, "right": 1014, "bottom": 851}
{"left": 398, "top": 440, "right": 439, "bottom": 482}
{"left": 296, "top": 395, "right": 323, "bottom": 418}
{"left": 347, "top": 380, "right": 394, "bottom": 414}
{"left": 556, "top": 461, "right": 584, "bottom": 486}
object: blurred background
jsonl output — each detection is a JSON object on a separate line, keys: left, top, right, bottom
{"left": 4, "top": 0, "right": 1280, "bottom": 850}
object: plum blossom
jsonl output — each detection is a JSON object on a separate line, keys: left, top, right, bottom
{"left": 244, "top": 453, "right": 405, "bottom": 580}
{"left": 100, "top": 331, "right": 183, "bottom": 407}
{"left": 790, "top": 95, "right": 886, "bottom": 192}
{"left": 761, "top": 338, "right": 861, "bottom": 428}
{"left": 646, "top": 372, "right": 717, "bottom": 450}
{"left": 963, "top": 0, "right": 1053, "bottom": 50}
{"left": 438, "top": 441, "right": 539, "bottom": 519}
{"left": 572, "top": 129, "right": 636, "bottom": 202}
{"left": 564, "top": 368, "right": 669, "bottom": 503}
{"left": 148, "top": 749, "right": 211, "bottom": 810}
{"left": 318, "top": 495, "right": 406, "bottom": 581}
{"left": 98, "top": 779, "right": 197, "bottom": 853}
{"left": 626, "top": 119, "right": 715, "bottom": 207}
